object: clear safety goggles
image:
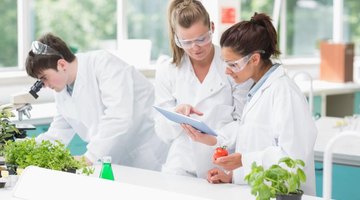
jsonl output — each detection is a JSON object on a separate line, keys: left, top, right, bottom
{"left": 175, "top": 30, "right": 212, "bottom": 49}
{"left": 31, "top": 41, "right": 63, "bottom": 57}
{"left": 225, "top": 50, "right": 265, "bottom": 73}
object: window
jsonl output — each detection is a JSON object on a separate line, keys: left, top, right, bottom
{"left": 285, "top": 0, "right": 332, "bottom": 57}
{"left": 126, "top": 0, "right": 170, "bottom": 60}
{"left": 344, "top": 0, "right": 360, "bottom": 56}
{"left": 0, "top": 0, "right": 17, "bottom": 68}
{"left": 2, "top": 0, "right": 358, "bottom": 70}
{"left": 32, "top": 0, "right": 117, "bottom": 52}
{"left": 240, "top": 0, "right": 273, "bottom": 20}
{"left": 240, "top": 0, "right": 360, "bottom": 58}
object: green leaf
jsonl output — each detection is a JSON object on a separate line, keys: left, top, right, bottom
{"left": 296, "top": 159, "right": 305, "bottom": 167}
{"left": 278, "top": 157, "right": 291, "bottom": 164}
{"left": 288, "top": 176, "right": 297, "bottom": 193}
{"left": 278, "top": 183, "right": 288, "bottom": 194}
{"left": 251, "top": 185, "right": 260, "bottom": 195}
{"left": 297, "top": 168, "right": 306, "bottom": 182}
{"left": 246, "top": 156, "right": 307, "bottom": 198}
{"left": 269, "top": 167, "right": 288, "bottom": 179}
{"left": 258, "top": 183, "right": 272, "bottom": 200}
{"left": 280, "top": 157, "right": 295, "bottom": 168}
{"left": 1, "top": 133, "right": 13, "bottom": 139}
{"left": 81, "top": 166, "right": 95, "bottom": 176}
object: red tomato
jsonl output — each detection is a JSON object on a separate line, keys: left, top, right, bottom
{"left": 213, "top": 146, "right": 228, "bottom": 160}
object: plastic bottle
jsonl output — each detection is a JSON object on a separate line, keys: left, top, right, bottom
{"left": 99, "top": 156, "right": 115, "bottom": 181}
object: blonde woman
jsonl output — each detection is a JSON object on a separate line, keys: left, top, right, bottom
{"left": 154, "top": 0, "right": 252, "bottom": 178}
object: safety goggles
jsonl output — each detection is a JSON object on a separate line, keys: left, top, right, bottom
{"left": 225, "top": 54, "right": 252, "bottom": 73}
{"left": 225, "top": 50, "right": 265, "bottom": 73}
{"left": 175, "top": 30, "right": 212, "bottom": 49}
{"left": 31, "top": 41, "right": 63, "bottom": 57}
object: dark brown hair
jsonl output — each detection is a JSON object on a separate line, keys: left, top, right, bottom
{"left": 168, "top": 0, "right": 210, "bottom": 66}
{"left": 220, "top": 12, "right": 280, "bottom": 65}
{"left": 25, "top": 33, "right": 76, "bottom": 78}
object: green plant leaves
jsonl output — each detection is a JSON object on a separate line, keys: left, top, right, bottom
{"left": 81, "top": 166, "right": 95, "bottom": 176}
{"left": 0, "top": 107, "right": 20, "bottom": 156}
{"left": 3, "top": 138, "right": 87, "bottom": 172}
{"left": 245, "top": 157, "right": 307, "bottom": 200}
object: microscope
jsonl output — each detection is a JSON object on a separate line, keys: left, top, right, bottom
{"left": 13, "top": 80, "right": 43, "bottom": 120}
{"left": 7, "top": 80, "right": 44, "bottom": 138}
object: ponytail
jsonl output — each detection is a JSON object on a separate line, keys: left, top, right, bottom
{"left": 220, "top": 12, "right": 280, "bottom": 62}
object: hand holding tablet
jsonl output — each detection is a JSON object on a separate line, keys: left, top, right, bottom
{"left": 153, "top": 106, "right": 217, "bottom": 136}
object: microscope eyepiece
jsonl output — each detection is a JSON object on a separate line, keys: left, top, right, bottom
{"left": 29, "top": 80, "right": 44, "bottom": 99}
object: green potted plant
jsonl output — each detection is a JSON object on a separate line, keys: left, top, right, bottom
{"left": 0, "top": 106, "right": 20, "bottom": 156}
{"left": 244, "top": 157, "right": 306, "bottom": 200}
{"left": 3, "top": 138, "right": 94, "bottom": 175}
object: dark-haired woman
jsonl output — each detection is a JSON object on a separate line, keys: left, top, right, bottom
{"left": 181, "top": 13, "right": 317, "bottom": 195}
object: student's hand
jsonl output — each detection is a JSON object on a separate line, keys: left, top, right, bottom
{"left": 175, "top": 104, "right": 203, "bottom": 116}
{"left": 74, "top": 156, "right": 93, "bottom": 166}
{"left": 181, "top": 124, "right": 217, "bottom": 146}
{"left": 212, "top": 153, "right": 242, "bottom": 171}
{"left": 207, "top": 168, "right": 232, "bottom": 184}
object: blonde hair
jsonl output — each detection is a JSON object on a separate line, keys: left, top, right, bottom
{"left": 168, "top": 0, "right": 210, "bottom": 66}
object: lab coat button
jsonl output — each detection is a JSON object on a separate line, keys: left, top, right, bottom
{"left": 210, "top": 89, "right": 213, "bottom": 92}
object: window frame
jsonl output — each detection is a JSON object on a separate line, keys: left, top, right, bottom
{"left": 9, "top": 0, "right": 356, "bottom": 71}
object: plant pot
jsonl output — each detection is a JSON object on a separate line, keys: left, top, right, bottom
{"left": 5, "top": 164, "right": 17, "bottom": 175}
{"left": 14, "top": 131, "right": 27, "bottom": 139}
{"left": 64, "top": 168, "right": 77, "bottom": 174}
{"left": 276, "top": 190, "right": 303, "bottom": 200}
{"left": 0, "top": 181, "right": 5, "bottom": 188}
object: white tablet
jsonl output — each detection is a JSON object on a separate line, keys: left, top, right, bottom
{"left": 153, "top": 106, "right": 217, "bottom": 136}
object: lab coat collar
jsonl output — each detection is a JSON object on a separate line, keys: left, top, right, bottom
{"left": 60, "top": 54, "right": 85, "bottom": 101}
{"left": 71, "top": 54, "right": 86, "bottom": 98}
{"left": 241, "top": 64, "right": 286, "bottom": 119}
{"left": 246, "top": 64, "right": 279, "bottom": 102}
{"left": 183, "top": 46, "right": 226, "bottom": 106}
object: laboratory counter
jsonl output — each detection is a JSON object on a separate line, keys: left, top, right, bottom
{"left": 314, "top": 116, "right": 360, "bottom": 166}
{"left": 296, "top": 80, "right": 360, "bottom": 96}
{"left": 295, "top": 79, "right": 360, "bottom": 117}
{"left": 0, "top": 165, "right": 321, "bottom": 200}
{"left": 12, "top": 103, "right": 360, "bottom": 166}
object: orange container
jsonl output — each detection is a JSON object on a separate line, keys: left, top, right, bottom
{"left": 320, "top": 41, "right": 354, "bottom": 83}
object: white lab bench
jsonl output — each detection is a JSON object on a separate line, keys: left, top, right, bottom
{"left": 315, "top": 117, "right": 360, "bottom": 166}
{"left": 0, "top": 165, "right": 321, "bottom": 200}
{"left": 295, "top": 80, "right": 360, "bottom": 117}
{"left": 7, "top": 104, "right": 360, "bottom": 199}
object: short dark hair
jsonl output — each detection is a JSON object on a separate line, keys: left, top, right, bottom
{"left": 25, "top": 33, "right": 76, "bottom": 78}
{"left": 220, "top": 12, "right": 280, "bottom": 63}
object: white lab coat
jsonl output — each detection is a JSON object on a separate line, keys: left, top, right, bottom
{"left": 155, "top": 45, "right": 252, "bottom": 178}
{"left": 37, "top": 50, "right": 166, "bottom": 171}
{"left": 218, "top": 65, "right": 317, "bottom": 195}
